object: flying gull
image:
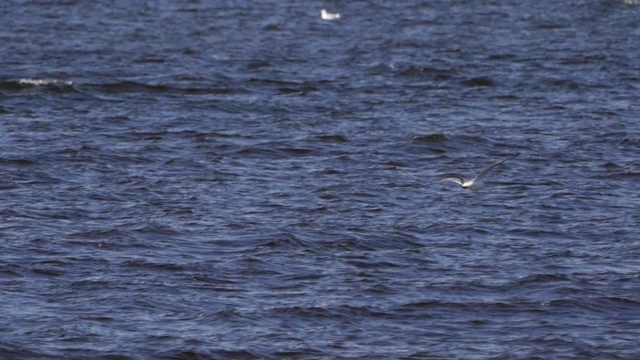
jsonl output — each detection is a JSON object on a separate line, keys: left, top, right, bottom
{"left": 441, "top": 153, "right": 519, "bottom": 191}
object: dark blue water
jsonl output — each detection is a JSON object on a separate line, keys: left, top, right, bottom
{"left": 2, "top": 1, "right": 639, "bottom": 358}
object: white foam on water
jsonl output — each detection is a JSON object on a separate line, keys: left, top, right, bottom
{"left": 18, "top": 78, "right": 73, "bottom": 86}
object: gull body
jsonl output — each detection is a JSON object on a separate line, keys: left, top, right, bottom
{"left": 321, "top": 9, "right": 341, "bottom": 20}
{"left": 441, "top": 153, "right": 519, "bottom": 191}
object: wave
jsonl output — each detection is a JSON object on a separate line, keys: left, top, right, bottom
{"left": 0, "top": 78, "right": 76, "bottom": 94}
{"left": 17, "top": 78, "right": 73, "bottom": 86}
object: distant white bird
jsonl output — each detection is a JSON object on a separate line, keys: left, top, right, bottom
{"left": 320, "top": 9, "right": 341, "bottom": 20}
{"left": 441, "top": 153, "right": 519, "bottom": 191}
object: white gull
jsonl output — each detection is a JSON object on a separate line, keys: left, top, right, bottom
{"left": 320, "top": 9, "right": 341, "bottom": 20}
{"left": 441, "top": 153, "right": 519, "bottom": 191}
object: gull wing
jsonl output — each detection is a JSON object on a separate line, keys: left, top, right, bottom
{"left": 441, "top": 177, "right": 464, "bottom": 186}
{"left": 475, "top": 153, "right": 519, "bottom": 181}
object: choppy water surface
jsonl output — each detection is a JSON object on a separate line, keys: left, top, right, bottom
{"left": 1, "top": 1, "right": 639, "bottom": 358}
